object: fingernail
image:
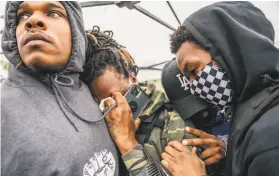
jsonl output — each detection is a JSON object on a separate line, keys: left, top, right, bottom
{"left": 185, "top": 126, "right": 190, "bottom": 132}
{"left": 161, "top": 160, "right": 169, "bottom": 166}
{"left": 192, "top": 147, "right": 197, "bottom": 154}
{"left": 182, "top": 140, "right": 188, "bottom": 145}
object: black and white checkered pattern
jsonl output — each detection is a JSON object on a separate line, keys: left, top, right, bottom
{"left": 190, "top": 63, "right": 232, "bottom": 109}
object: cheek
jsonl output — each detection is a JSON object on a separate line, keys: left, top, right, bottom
{"left": 128, "top": 79, "right": 134, "bottom": 87}
{"left": 63, "top": 25, "right": 72, "bottom": 60}
{"left": 62, "top": 24, "right": 72, "bottom": 52}
{"left": 90, "top": 87, "right": 104, "bottom": 101}
{"left": 121, "top": 80, "right": 132, "bottom": 94}
{"left": 16, "top": 26, "right": 24, "bottom": 51}
{"left": 53, "top": 21, "right": 72, "bottom": 53}
{"left": 53, "top": 21, "right": 72, "bottom": 64}
{"left": 90, "top": 82, "right": 111, "bottom": 101}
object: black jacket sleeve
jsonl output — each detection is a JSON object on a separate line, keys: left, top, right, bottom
{"left": 248, "top": 147, "right": 279, "bottom": 176}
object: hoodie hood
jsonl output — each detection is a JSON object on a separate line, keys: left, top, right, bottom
{"left": 1, "top": 1, "right": 87, "bottom": 75}
{"left": 1, "top": 1, "right": 102, "bottom": 123}
{"left": 183, "top": 1, "right": 279, "bottom": 103}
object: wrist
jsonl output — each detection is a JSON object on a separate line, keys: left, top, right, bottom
{"left": 115, "top": 138, "right": 139, "bottom": 155}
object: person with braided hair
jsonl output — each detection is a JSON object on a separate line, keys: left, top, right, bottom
{"left": 80, "top": 26, "right": 226, "bottom": 176}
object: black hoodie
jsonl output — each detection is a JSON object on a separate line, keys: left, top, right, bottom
{"left": 183, "top": 2, "right": 279, "bottom": 176}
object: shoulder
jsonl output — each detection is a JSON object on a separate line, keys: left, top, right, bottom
{"left": 249, "top": 105, "right": 279, "bottom": 139}
{"left": 245, "top": 105, "right": 279, "bottom": 156}
{"left": 139, "top": 79, "right": 166, "bottom": 95}
{"left": 248, "top": 147, "right": 279, "bottom": 176}
{"left": 1, "top": 80, "right": 23, "bottom": 107}
{"left": 146, "top": 79, "right": 168, "bottom": 102}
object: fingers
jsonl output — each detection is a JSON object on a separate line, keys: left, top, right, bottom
{"left": 184, "top": 127, "right": 226, "bottom": 149}
{"left": 183, "top": 138, "right": 220, "bottom": 147}
{"left": 134, "top": 118, "right": 141, "bottom": 130}
{"left": 104, "top": 92, "right": 132, "bottom": 121}
{"left": 161, "top": 154, "right": 176, "bottom": 174}
{"left": 218, "top": 141, "right": 226, "bottom": 150}
{"left": 201, "top": 146, "right": 225, "bottom": 160}
{"left": 204, "top": 153, "right": 224, "bottom": 166}
{"left": 112, "top": 92, "right": 126, "bottom": 106}
{"left": 161, "top": 152, "right": 173, "bottom": 162}
{"left": 104, "top": 98, "right": 116, "bottom": 120}
{"left": 168, "top": 141, "right": 188, "bottom": 152}
{"left": 192, "top": 147, "right": 197, "bottom": 155}
{"left": 161, "top": 160, "right": 171, "bottom": 172}
{"left": 185, "top": 127, "right": 215, "bottom": 139}
{"left": 164, "top": 145, "right": 179, "bottom": 157}
{"left": 104, "top": 97, "right": 116, "bottom": 108}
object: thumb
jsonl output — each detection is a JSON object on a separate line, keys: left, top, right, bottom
{"left": 134, "top": 118, "right": 141, "bottom": 130}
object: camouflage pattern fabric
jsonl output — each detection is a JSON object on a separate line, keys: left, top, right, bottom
{"left": 122, "top": 79, "right": 200, "bottom": 173}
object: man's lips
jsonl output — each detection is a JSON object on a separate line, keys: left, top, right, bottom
{"left": 22, "top": 33, "right": 51, "bottom": 46}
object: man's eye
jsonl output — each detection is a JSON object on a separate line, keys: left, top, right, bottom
{"left": 18, "top": 13, "right": 30, "bottom": 22}
{"left": 48, "top": 11, "right": 62, "bottom": 18}
{"left": 191, "top": 68, "right": 198, "bottom": 76}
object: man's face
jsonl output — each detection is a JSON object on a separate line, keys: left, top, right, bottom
{"left": 16, "top": 1, "right": 72, "bottom": 73}
{"left": 90, "top": 67, "right": 135, "bottom": 103}
{"left": 176, "top": 41, "right": 212, "bottom": 81}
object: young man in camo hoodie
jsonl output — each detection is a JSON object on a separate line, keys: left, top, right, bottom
{"left": 80, "top": 27, "right": 226, "bottom": 175}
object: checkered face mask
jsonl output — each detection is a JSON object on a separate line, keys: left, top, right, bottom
{"left": 190, "top": 62, "right": 232, "bottom": 109}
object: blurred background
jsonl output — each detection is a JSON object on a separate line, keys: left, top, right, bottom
{"left": 1, "top": 1, "right": 279, "bottom": 82}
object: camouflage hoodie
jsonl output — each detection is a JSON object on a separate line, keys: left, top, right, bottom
{"left": 122, "top": 79, "right": 197, "bottom": 173}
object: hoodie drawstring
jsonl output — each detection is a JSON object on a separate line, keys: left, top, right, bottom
{"left": 51, "top": 74, "right": 106, "bottom": 131}
{"left": 51, "top": 74, "right": 79, "bottom": 131}
{"left": 54, "top": 74, "right": 74, "bottom": 87}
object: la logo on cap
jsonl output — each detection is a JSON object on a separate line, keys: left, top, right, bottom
{"left": 176, "top": 73, "right": 190, "bottom": 91}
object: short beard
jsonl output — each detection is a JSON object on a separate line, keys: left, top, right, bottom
{"left": 27, "top": 62, "right": 65, "bottom": 74}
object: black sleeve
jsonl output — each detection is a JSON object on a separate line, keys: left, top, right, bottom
{"left": 248, "top": 147, "right": 279, "bottom": 176}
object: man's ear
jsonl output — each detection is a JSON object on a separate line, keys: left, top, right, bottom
{"left": 131, "top": 72, "right": 137, "bottom": 83}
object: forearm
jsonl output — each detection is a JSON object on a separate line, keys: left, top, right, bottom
{"left": 122, "top": 144, "right": 170, "bottom": 176}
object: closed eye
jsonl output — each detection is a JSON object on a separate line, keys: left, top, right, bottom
{"left": 190, "top": 67, "right": 198, "bottom": 76}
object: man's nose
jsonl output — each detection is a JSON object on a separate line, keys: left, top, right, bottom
{"left": 25, "top": 15, "right": 46, "bottom": 31}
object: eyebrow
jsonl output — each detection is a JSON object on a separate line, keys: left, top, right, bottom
{"left": 18, "top": 2, "right": 65, "bottom": 12}
{"left": 18, "top": 2, "right": 27, "bottom": 11}
{"left": 47, "top": 2, "right": 65, "bottom": 11}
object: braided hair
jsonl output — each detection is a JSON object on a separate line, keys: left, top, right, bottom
{"left": 80, "top": 26, "right": 139, "bottom": 84}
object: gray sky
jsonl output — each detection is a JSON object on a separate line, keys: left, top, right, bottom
{"left": 1, "top": 1, "right": 279, "bottom": 80}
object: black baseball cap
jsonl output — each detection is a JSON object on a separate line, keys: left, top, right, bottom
{"left": 161, "top": 58, "right": 211, "bottom": 120}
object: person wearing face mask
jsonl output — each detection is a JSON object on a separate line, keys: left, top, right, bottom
{"left": 80, "top": 26, "right": 226, "bottom": 176}
{"left": 161, "top": 58, "right": 229, "bottom": 176}
{"left": 1, "top": 2, "right": 119, "bottom": 176}
{"left": 160, "top": 2, "right": 279, "bottom": 176}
